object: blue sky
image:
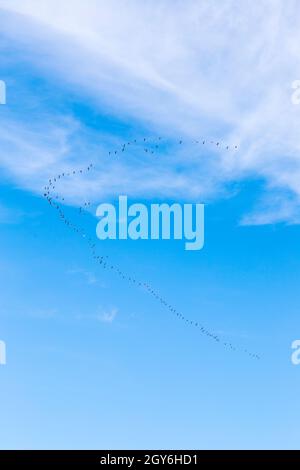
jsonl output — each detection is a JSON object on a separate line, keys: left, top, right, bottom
{"left": 1, "top": 0, "right": 300, "bottom": 450}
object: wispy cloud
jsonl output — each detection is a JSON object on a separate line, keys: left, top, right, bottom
{"left": 67, "top": 267, "right": 106, "bottom": 287}
{"left": 76, "top": 307, "right": 118, "bottom": 324}
{"left": 240, "top": 191, "right": 300, "bottom": 226}
{"left": 1, "top": 1, "right": 300, "bottom": 223}
{"left": 97, "top": 307, "right": 118, "bottom": 324}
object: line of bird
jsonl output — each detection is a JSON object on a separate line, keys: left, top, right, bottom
{"left": 43, "top": 136, "right": 260, "bottom": 360}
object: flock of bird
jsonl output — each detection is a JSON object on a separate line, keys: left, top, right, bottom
{"left": 43, "top": 136, "right": 260, "bottom": 360}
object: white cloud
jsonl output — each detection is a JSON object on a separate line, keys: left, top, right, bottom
{"left": 240, "top": 191, "right": 300, "bottom": 226}
{"left": 0, "top": 114, "right": 75, "bottom": 185}
{"left": 67, "top": 267, "right": 107, "bottom": 287}
{"left": 76, "top": 307, "right": 118, "bottom": 323}
{"left": 97, "top": 307, "right": 118, "bottom": 324}
{"left": 1, "top": 0, "right": 300, "bottom": 223}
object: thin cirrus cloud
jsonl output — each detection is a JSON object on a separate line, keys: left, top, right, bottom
{"left": 67, "top": 267, "right": 107, "bottom": 288}
{"left": 76, "top": 307, "right": 118, "bottom": 324}
{"left": 0, "top": 0, "right": 300, "bottom": 223}
{"left": 98, "top": 307, "right": 118, "bottom": 324}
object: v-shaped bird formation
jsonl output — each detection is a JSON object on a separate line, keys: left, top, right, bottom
{"left": 43, "top": 136, "right": 260, "bottom": 360}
